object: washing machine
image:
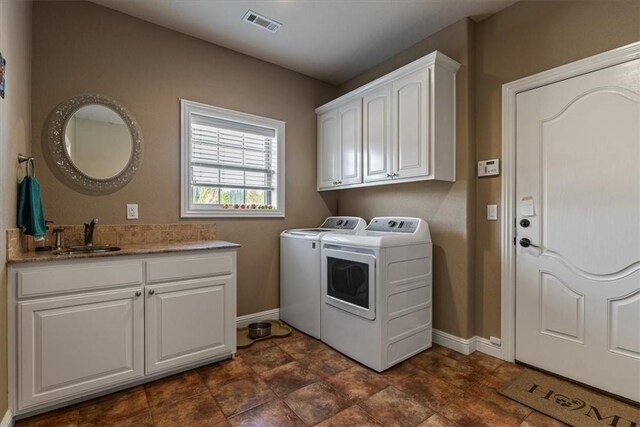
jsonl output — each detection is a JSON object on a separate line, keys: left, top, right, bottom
{"left": 280, "top": 216, "right": 366, "bottom": 338}
{"left": 320, "top": 217, "right": 432, "bottom": 371}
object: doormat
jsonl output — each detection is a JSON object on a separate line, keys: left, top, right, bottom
{"left": 499, "top": 370, "right": 639, "bottom": 427}
{"left": 237, "top": 320, "right": 291, "bottom": 348}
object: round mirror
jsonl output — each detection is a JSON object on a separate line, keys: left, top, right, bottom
{"left": 63, "top": 104, "right": 133, "bottom": 179}
{"left": 46, "top": 94, "right": 143, "bottom": 193}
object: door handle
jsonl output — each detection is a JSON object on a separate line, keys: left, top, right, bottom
{"left": 135, "top": 290, "right": 142, "bottom": 297}
{"left": 148, "top": 289, "right": 155, "bottom": 295}
{"left": 519, "top": 238, "right": 539, "bottom": 249}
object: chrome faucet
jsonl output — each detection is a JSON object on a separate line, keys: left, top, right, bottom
{"left": 84, "top": 218, "right": 98, "bottom": 246}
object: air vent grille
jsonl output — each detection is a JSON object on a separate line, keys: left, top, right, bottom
{"left": 242, "top": 10, "right": 282, "bottom": 33}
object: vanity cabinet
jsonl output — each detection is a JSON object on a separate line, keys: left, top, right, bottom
{"left": 317, "top": 51, "right": 460, "bottom": 191}
{"left": 317, "top": 99, "right": 362, "bottom": 189}
{"left": 8, "top": 249, "right": 237, "bottom": 416}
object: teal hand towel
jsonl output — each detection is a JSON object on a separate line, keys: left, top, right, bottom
{"left": 17, "top": 176, "right": 46, "bottom": 237}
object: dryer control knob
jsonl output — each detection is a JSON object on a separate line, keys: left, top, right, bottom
{"left": 336, "top": 219, "right": 344, "bottom": 226}
{"left": 388, "top": 220, "right": 397, "bottom": 227}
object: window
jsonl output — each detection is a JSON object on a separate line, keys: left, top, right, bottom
{"left": 180, "top": 100, "right": 285, "bottom": 217}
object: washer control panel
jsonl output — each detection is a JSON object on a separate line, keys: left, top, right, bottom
{"left": 366, "top": 218, "right": 419, "bottom": 233}
{"left": 320, "top": 217, "right": 361, "bottom": 230}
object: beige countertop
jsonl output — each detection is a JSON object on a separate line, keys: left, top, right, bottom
{"left": 7, "top": 240, "right": 240, "bottom": 264}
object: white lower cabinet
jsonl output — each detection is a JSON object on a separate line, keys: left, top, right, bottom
{"left": 9, "top": 249, "right": 237, "bottom": 415}
{"left": 18, "top": 289, "right": 144, "bottom": 409}
{"left": 146, "top": 277, "right": 234, "bottom": 374}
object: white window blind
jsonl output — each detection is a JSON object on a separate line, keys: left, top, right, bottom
{"left": 180, "top": 99, "right": 285, "bottom": 218}
{"left": 190, "top": 114, "right": 277, "bottom": 192}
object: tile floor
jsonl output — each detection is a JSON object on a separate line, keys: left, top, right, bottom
{"left": 16, "top": 327, "right": 571, "bottom": 427}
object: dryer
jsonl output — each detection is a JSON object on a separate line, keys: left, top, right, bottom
{"left": 320, "top": 217, "right": 432, "bottom": 371}
{"left": 280, "top": 217, "right": 366, "bottom": 338}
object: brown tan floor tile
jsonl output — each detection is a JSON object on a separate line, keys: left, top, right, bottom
{"left": 379, "top": 359, "right": 418, "bottom": 382}
{"left": 360, "top": 386, "right": 433, "bottom": 427}
{"left": 78, "top": 387, "right": 149, "bottom": 427}
{"left": 149, "top": 392, "right": 225, "bottom": 427}
{"left": 145, "top": 370, "right": 208, "bottom": 407}
{"left": 199, "top": 358, "right": 255, "bottom": 390}
{"left": 315, "top": 405, "right": 384, "bottom": 427}
{"left": 227, "top": 399, "right": 306, "bottom": 427}
{"left": 102, "top": 410, "right": 154, "bottom": 427}
{"left": 240, "top": 345, "right": 294, "bottom": 373}
{"left": 432, "top": 344, "right": 466, "bottom": 361}
{"left": 277, "top": 336, "right": 326, "bottom": 360}
{"left": 420, "top": 356, "right": 482, "bottom": 389}
{"left": 466, "top": 383, "right": 532, "bottom": 420}
{"left": 418, "top": 413, "right": 462, "bottom": 427}
{"left": 462, "top": 351, "right": 505, "bottom": 374}
{"left": 408, "top": 348, "right": 447, "bottom": 371}
{"left": 393, "top": 369, "right": 464, "bottom": 412}
{"left": 325, "top": 365, "right": 389, "bottom": 402}
{"left": 439, "top": 394, "right": 523, "bottom": 427}
{"left": 212, "top": 376, "right": 276, "bottom": 417}
{"left": 260, "top": 361, "right": 320, "bottom": 397}
{"left": 479, "top": 363, "right": 527, "bottom": 389}
{"left": 284, "top": 381, "right": 351, "bottom": 425}
{"left": 16, "top": 408, "right": 80, "bottom": 427}
{"left": 297, "top": 346, "right": 356, "bottom": 378}
{"left": 520, "top": 411, "right": 569, "bottom": 426}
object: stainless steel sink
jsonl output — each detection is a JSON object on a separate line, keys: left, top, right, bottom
{"left": 53, "top": 245, "right": 122, "bottom": 255}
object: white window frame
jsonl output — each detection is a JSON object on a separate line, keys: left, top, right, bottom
{"left": 180, "top": 99, "right": 285, "bottom": 218}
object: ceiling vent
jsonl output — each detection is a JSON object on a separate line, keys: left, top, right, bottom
{"left": 242, "top": 10, "right": 282, "bottom": 33}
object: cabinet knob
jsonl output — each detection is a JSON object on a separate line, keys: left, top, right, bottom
{"left": 135, "top": 291, "right": 142, "bottom": 297}
{"left": 148, "top": 289, "right": 155, "bottom": 295}
{"left": 392, "top": 173, "right": 399, "bottom": 177}
{"left": 386, "top": 173, "right": 392, "bottom": 177}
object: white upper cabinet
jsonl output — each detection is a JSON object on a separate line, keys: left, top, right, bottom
{"left": 363, "top": 84, "right": 393, "bottom": 182}
{"left": 316, "top": 51, "right": 460, "bottom": 191}
{"left": 317, "top": 109, "right": 340, "bottom": 188}
{"left": 338, "top": 99, "right": 362, "bottom": 186}
{"left": 393, "top": 68, "right": 429, "bottom": 179}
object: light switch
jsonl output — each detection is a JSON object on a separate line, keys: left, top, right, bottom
{"left": 478, "top": 159, "right": 500, "bottom": 177}
{"left": 126, "top": 204, "right": 139, "bottom": 220}
{"left": 487, "top": 204, "right": 498, "bottom": 221}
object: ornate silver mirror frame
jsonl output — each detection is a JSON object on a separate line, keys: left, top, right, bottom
{"left": 46, "top": 94, "right": 143, "bottom": 194}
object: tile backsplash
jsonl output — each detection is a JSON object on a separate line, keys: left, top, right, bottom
{"left": 7, "top": 223, "right": 217, "bottom": 256}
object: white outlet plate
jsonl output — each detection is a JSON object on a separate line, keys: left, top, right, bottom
{"left": 478, "top": 159, "right": 500, "bottom": 177}
{"left": 487, "top": 204, "right": 498, "bottom": 221}
{"left": 126, "top": 204, "right": 139, "bottom": 220}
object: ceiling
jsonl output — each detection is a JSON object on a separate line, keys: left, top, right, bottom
{"left": 91, "top": 0, "right": 518, "bottom": 85}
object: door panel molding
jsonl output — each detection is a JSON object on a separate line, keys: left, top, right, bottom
{"left": 501, "top": 41, "right": 640, "bottom": 363}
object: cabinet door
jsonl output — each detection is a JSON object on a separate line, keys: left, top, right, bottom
{"left": 392, "top": 68, "right": 430, "bottom": 178}
{"left": 363, "top": 85, "right": 393, "bottom": 182}
{"left": 146, "top": 277, "right": 235, "bottom": 374}
{"left": 317, "top": 109, "right": 340, "bottom": 189}
{"left": 338, "top": 99, "right": 362, "bottom": 185}
{"left": 18, "top": 289, "right": 144, "bottom": 410}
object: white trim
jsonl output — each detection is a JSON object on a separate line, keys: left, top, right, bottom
{"left": 500, "top": 41, "right": 640, "bottom": 362}
{"left": 236, "top": 308, "right": 280, "bottom": 328}
{"left": 316, "top": 51, "right": 460, "bottom": 114}
{"left": 432, "top": 329, "right": 502, "bottom": 358}
{"left": 0, "top": 410, "right": 13, "bottom": 427}
{"left": 179, "top": 99, "right": 286, "bottom": 218}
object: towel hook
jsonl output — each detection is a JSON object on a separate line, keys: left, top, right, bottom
{"left": 18, "top": 154, "right": 35, "bottom": 178}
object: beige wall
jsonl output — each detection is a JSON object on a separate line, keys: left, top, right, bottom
{"left": 0, "top": 0, "right": 32, "bottom": 415}
{"left": 336, "top": 19, "right": 477, "bottom": 338}
{"left": 474, "top": 0, "right": 640, "bottom": 339}
{"left": 31, "top": 1, "right": 338, "bottom": 317}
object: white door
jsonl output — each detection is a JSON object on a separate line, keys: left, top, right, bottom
{"left": 363, "top": 84, "right": 393, "bottom": 182}
{"left": 146, "top": 277, "right": 234, "bottom": 374}
{"left": 338, "top": 99, "right": 362, "bottom": 186}
{"left": 18, "top": 289, "right": 144, "bottom": 410}
{"left": 393, "top": 68, "right": 429, "bottom": 179}
{"left": 317, "top": 109, "right": 340, "bottom": 189}
{"left": 515, "top": 58, "right": 640, "bottom": 401}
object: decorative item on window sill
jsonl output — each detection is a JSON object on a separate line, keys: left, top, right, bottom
{"left": 221, "top": 204, "right": 273, "bottom": 210}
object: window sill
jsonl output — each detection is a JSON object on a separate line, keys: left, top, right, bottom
{"left": 181, "top": 209, "right": 285, "bottom": 219}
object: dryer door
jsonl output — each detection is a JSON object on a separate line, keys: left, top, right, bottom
{"left": 323, "top": 248, "right": 376, "bottom": 320}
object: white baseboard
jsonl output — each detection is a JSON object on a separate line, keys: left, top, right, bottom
{"left": 1, "top": 410, "right": 13, "bottom": 427}
{"left": 236, "top": 308, "right": 280, "bottom": 328}
{"left": 433, "top": 329, "right": 503, "bottom": 359}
